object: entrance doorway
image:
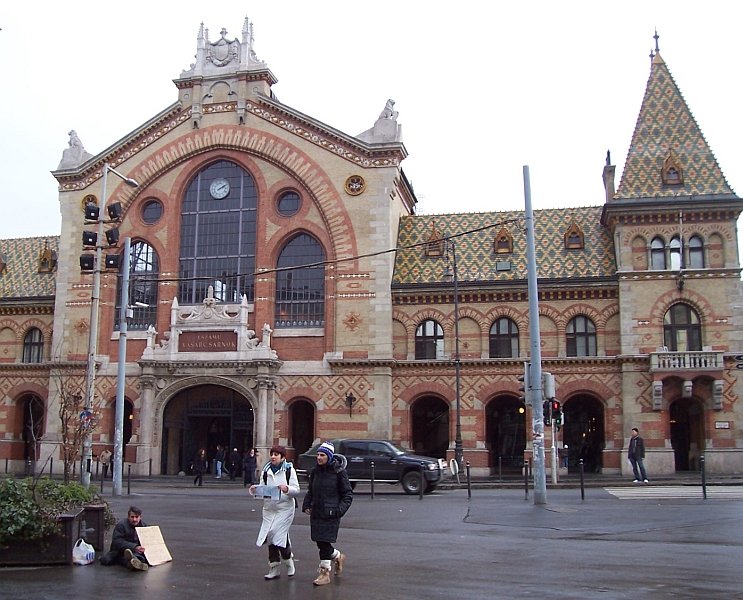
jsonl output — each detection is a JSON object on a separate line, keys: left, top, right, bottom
{"left": 21, "top": 394, "right": 44, "bottom": 464}
{"left": 670, "top": 398, "right": 705, "bottom": 471}
{"left": 411, "top": 396, "right": 449, "bottom": 458}
{"left": 562, "top": 395, "right": 604, "bottom": 473}
{"left": 485, "top": 395, "right": 526, "bottom": 473}
{"left": 161, "top": 385, "right": 254, "bottom": 475}
{"left": 289, "top": 399, "right": 315, "bottom": 458}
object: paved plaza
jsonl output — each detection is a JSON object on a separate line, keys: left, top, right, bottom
{"left": 1, "top": 478, "right": 742, "bottom": 599}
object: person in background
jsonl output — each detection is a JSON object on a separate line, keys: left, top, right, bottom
{"left": 249, "top": 445, "right": 300, "bottom": 579}
{"left": 99, "top": 448, "right": 112, "bottom": 479}
{"left": 214, "top": 445, "right": 225, "bottom": 479}
{"left": 628, "top": 427, "right": 649, "bottom": 483}
{"left": 302, "top": 441, "right": 353, "bottom": 586}
{"left": 193, "top": 448, "right": 207, "bottom": 487}
{"left": 243, "top": 447, "right": 257, "bottom": 487}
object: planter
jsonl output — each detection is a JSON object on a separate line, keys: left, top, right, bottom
{"left": 0, "top": 508, "right": 84, "bottom": 566}
{"left": 81, "top": 504, "right": 106, "bottom": 551}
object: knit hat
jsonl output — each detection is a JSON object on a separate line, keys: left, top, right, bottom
{"left": 317, "top": 441, "right": 335, "bottom": 461}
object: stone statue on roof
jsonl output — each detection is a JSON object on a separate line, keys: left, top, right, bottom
{"left": 357, "top": 99, "right": 403, "bottom": 144}
{"left": 57, "top": 130, "right": 93, "bottom": 170}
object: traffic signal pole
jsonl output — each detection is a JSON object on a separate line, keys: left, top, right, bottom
{"left": 523, "top": 166, "right": 547, "bottom": 505}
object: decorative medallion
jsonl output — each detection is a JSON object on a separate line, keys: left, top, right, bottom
{"left": 343, "top": 312, "right": 363, "bottom": 332}
{"left": 81, "top": 194, "right": 98, "bottom": 212}
{"left": 344, "top": 175, "right": 366, "bottom": 196}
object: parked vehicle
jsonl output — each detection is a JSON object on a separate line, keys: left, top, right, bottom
{"left": 296, "top": 439, "right": 446, "bottom": 495}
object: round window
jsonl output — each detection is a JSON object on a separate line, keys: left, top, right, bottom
{"left": 141, "top": 199, "right": 163, "bottom": 224}
{"left": 277, "top": 191, "right": 301, "bottom": 216}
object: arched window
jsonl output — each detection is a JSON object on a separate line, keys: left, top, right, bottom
{"left": 116, "top": 241, "right": 159, "bottom": 330}
{"left": 415, "top": 319, "right": 444, "bottom": 359}
{"left": 663, "top": 303, "right": 702, "bottom": 352}
{"left": 275, "top": 233, "right": 325, "bottom": 328}
{"left": 566, "top": 316, "right": 596, "bottom": 357}
{"left": 650, "top": 236, "right": 665, "bottom": 270}
{"left": 179, "top": 160, "right": 257, "bottom": 304}
{"left": 670, "top": 236, "right": 682, "bottom": 270}
{"left": 22, "top": 328, "right": 43, "bottom": 363}
{"left": 489, "top": 317, "right": 519, "bottom": 358}
{"left": 688, "top": 235, "right": 704, "bottom": 269}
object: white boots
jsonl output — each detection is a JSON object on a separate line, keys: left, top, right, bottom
{"left": 282, "top": 556, "right": 295, "bottom": 577}
{"left": 264, "top": 562, "right": 281, "bottom": 580}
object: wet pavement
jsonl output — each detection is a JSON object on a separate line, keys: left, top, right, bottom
{"left": 1, "top": 477, "right": 742, "bottom": 599}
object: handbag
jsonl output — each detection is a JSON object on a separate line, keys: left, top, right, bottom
{"left": 72, "top": 538, "right": 96, "bottom": 565}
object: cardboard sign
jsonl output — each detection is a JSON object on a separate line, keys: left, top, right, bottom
{"left": 136, "top": 526, "right": 172, "bottom": 566}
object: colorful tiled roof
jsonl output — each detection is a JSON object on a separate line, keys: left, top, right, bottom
{"left": 615, "top": 52, "right": 734, "bottom": 199}
{"left": 393, "top": 207, "right": 615, "bottom": 286}
{"left": 0, "top": 236, "right": 59, "bottom": 299}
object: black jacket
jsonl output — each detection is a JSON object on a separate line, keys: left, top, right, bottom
{"left": 628, "top": 435, "right": 645, "bottom": 460}
{"left": 302, "top": 454, "right": 353, "bottom": 543}
{"left": 110, "top": 518, "right": 147, "bottom": 554}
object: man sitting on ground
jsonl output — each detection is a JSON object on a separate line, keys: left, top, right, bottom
{"left": 101, "top": 505, "right": 149, "bottom": 571}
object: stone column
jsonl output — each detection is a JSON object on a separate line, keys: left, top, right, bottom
{"left": 137, "top": 375, "right": 157, "bottom": 475}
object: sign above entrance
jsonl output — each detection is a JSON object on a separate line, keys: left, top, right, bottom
{"left": 178, "top": 331, "right": 238, "bottom": 352}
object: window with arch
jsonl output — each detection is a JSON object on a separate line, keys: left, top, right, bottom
{"left": 688, "top": 235, "right": 704, "bottom": 269}
{"left": 116, "top": 240, "right": 160, "bottom": 330}
{"left": 275, "top": 233, "right": 325, "bottom": 328}
{"left": 179, "top": 160, "right": 257, "bottom": 304}
{"left": 670, "top": 235, "right": 682, "bottom": 270}
{"left": 566, "top": 315, "right": 596, "bottom": 357}
{"left": 663, "top": 303, "right": 702, "bottom": 352}
{"left": 415, "top": 319, "right": 444, "bottom": 359}
{"left": 650, "top": 236, "right": 665, "bottom": 270}
{"left": 22, "top": 328, "right": 43, "bottom": 363}
{"left": 489, "top": 317, "right": 519, "bottom": 358}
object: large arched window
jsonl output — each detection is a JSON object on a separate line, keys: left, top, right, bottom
{"left": 179, "top": 160, "right": 257, "bottom": 304}
{"left": 663, "top": 303, "right": 702, "bottom": 352}
{"left": 688, "top": 235, "right": 704, "bottom": 269}
{"left": 650, "top": 236, "right": 665, "bottom": 270}
{"left": 275, "top": 233, "right": 325, "bottom": 328}
{"left": 566, "top": 316, "right": 597, "bottom": 357}
{"left": 22, "top": 328, "right": 43, "bottom": 363}
{"left": 489, "top": 317, "right": 519, "bottom": 358}
{"left": 670, "top": 236, "right": 682, "bottom": 270}
{"left": 415, "top": 319, "right": 444, "bottom": 359}
{"left": 116, "top": 241, "right": 159, "bottom": 330}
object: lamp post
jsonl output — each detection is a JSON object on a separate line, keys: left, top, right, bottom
{"left": 113, "top": 237, "right": 131, "bottom": 496}
{"left": 445, "top": 240, "right": 464, "bottom": 469}
{"left": 82, "top": 162, "right": 138, "bottom": 489}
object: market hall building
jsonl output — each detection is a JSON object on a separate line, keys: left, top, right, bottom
{"left": 1, "top": 22, "right": 741, "bottom": 478}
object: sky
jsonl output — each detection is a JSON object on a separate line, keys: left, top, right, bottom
{"left": 1, "top": 2, "right": 741, "bottom": 254}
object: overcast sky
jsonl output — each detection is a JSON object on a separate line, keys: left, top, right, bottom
{"left": 1, "top": 2, "right": 741, "bottom": 255}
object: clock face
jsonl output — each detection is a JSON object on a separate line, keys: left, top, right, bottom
{"left": 209, "top": 178, "right": 230, "bottom": 199}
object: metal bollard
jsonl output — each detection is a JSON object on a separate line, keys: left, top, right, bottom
{"left": 524, "top": 460, "right": 529, "bottom": 500}
{"left": 149, "top": 458, "right": 153, "bottom": 478}
{"left": 466, "top": 462, "right": 472, "bottom": 500}
{"left": 370, "top": 461, "right": 375, "bottom": 500}
{"left": 419, "top": 462, "right": 425, "bottom": 500}
{"left": 498, "top": 456, "right": 502, "bottom": 483}
{"left": 100, "top": 467, "right": 104, "bottom": 493}
{"left": 579, "top": 458, "right": 585, "bottom": 501}
{"left": 700, "top": 455, "right": 707, "bottom": 500}
{"left": 127, "top": 464, "right": 132, "bottom": 495}
{"left": 49, "top": 457, "right": 53, "bottom": 477}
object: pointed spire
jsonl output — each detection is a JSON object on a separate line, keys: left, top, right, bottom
{"left": 615, "top": 36, "right": 734, "bottom": 200}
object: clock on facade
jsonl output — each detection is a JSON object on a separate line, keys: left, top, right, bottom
{"left": 209, "top": 178, "right": 230, "bottom": 199}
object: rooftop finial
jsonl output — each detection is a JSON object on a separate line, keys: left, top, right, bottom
{"left": 653, "top": 29, "right": 660, "bottom": 53}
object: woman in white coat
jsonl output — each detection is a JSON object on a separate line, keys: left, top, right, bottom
{"left": 249, "top": 445, "right": 300, "bottom": 579}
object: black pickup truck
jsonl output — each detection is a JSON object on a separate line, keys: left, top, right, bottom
{"left": 296, "top": 439, "right": 446, "bottom": 495}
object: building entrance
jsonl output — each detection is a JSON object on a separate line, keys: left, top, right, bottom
{"left": 562, "top": 395, "right": 604, "bottom": 473}
{"left": 670, "top": 398, "right": 705, "bottom": 471}
{"left": 411, "top": 395, "right": 449, "bottom": 458}
{"left": 161, "top": 384, "right": 254, "bottom": 475}
{"left": 485, "top": 395, "right": 526, "bottom": 474}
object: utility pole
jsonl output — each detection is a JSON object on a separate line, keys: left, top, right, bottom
{"left": 523, "top": 165, "right": 547, "bottom": 505}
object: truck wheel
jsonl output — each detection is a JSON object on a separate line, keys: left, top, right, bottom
{"left": 401, "top": 471, "right": 422, "bottom": 495}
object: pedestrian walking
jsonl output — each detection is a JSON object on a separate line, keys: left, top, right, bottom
{"left": 628, "top": 427, "right": 649, "bottom": 483}
{"left": 99, "top": 448, "right": 112, "bottom": 479}
{"left": 302, "top": 441, "right": 353, "bottom": 586}
{"left": 193, "top": 448, "right": 207, "bottom": 487}
{"left": 214, "top": 445, "right": 225, "bottom": 479}
{"left": 229, "top": 447, "right": 241, "bottom": 480}
{"left": 243, "top": 448, "right": 257, "bottom": 487}
{"left": 249, "top": 445, "right": 300, "bottom": 579}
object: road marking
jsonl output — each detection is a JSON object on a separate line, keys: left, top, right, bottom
{"left": 604, "top": 485, "right": 743, "bottom": 499}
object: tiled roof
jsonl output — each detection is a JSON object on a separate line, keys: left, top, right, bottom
{"left": 615, "top": 53, "right": 734, "bottom": 199}
{"left": 0, "top": 236, "right": 59, "bottom": 299}
{"left": 393, "top": 206, "right": 615, "bottom": 286}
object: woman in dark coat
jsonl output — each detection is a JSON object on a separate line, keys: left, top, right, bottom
{"left": 193, "top": 448, "right": 207, "bottom": 487}
{"left": 302, "top": 441, "right": 353, "bottom": 586}
{"left": 243, "top": 447, "right": 257, "bottom": 487}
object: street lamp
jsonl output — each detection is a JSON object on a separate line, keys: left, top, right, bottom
{"left": 444, "top": 240, "right": 464, "bottom": 469}
{"left": 81, "top": 162, "right": 138, "bottom": 489}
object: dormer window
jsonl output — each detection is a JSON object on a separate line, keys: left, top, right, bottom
{"left": 0, "top": 253, "right": 6, "bottom": 275}
{"left": 662, "top": 149, "right": 684, "bottom": 185}
{"left": 424, "top": 220, "right": 444, "bottom": 257}
{"left": 564, "top": 222, "right": 584, "bottom": 250}
{"left": 494, "top": 227, "right": 513, "bottom": 254}
{"left": 38, "top": 243, "right": 57, "bottom": 273}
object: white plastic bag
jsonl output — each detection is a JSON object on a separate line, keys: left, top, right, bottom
{"left": 72, "top": 538, "right": 96, "bottom": 565}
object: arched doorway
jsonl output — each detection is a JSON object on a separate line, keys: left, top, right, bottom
{"left": 562, "top": 395, "right": 605, "bottom": 473}
{"left": 670, "top": 398, "right": 705, "bottom": 471}
{"left": 485, "top": 395, "right": 526, "bottom": 473}
{"left": 289, "top": 399, "right": 315, "bottom": 457}
{"left": 21, "top": 394, "right": 44, "bottom": 464}
{"left": 161, "top": 384, "right": 254, "bottom": 475}
{"left": 411, "top": 396, "right": 449, "bottom": 458}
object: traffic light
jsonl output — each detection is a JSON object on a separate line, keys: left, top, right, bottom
{"left": 543, "top": 400, "right": 551, "bottom": 425}
{"left": 517, "top": 362, "right": 531, "bottom": 404}
{"left": 552, "top": 400, "right": 562, "bottom": 429}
